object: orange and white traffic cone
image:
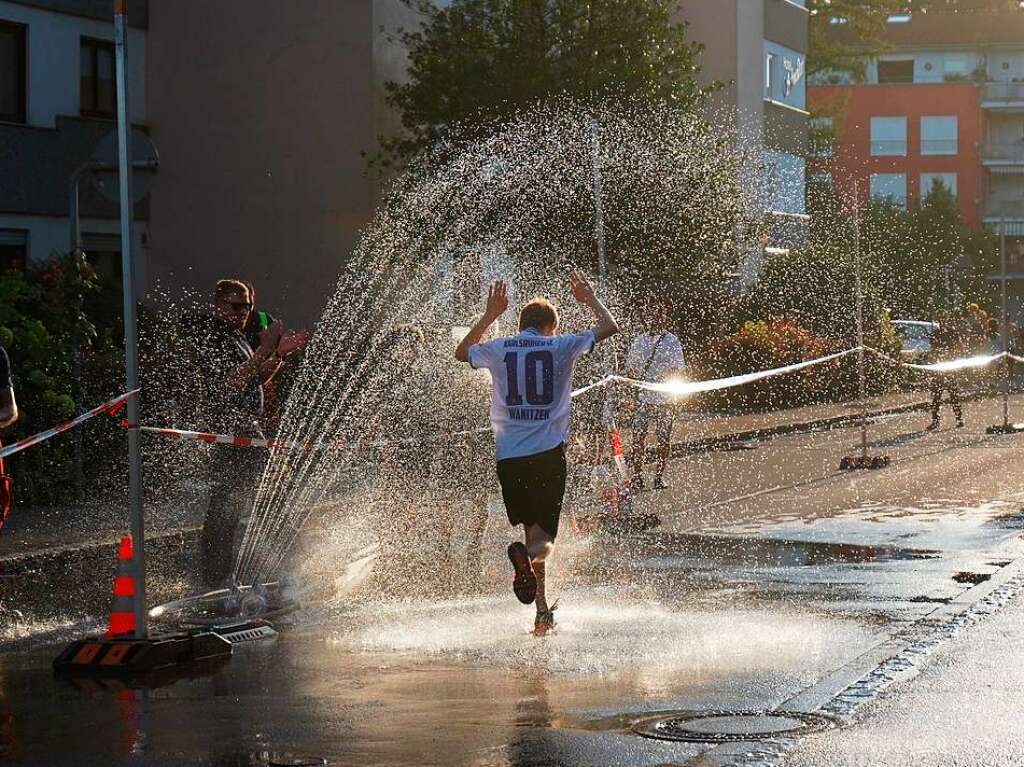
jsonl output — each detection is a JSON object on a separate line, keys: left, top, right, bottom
{"left": 104, "top": 535, "right": 136, "bottom": 638}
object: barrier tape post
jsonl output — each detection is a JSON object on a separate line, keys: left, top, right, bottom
{"left": 988, "top": 222, "right": 1024, "bottom": 435}
{"left": 841, "top": 180, "right": 891, "bottom": 472}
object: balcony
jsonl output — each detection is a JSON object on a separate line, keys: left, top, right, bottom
{"left": 982, "top": 143, "right": 1024, "bottom": 165}
{"left": 981, "top": 81, "right": 1024, "bottom": 109}
{"left": 983, "top": 199, "right": 1024, "bottom": 221}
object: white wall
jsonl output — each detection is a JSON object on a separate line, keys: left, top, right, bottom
{"left": 0, "top": 1, "right": 146, "bottom": 127}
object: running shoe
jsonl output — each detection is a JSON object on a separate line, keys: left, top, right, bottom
{"left": 926, "top": 420, "right": 940, "bottom": 431}
{"left": 652, "top": 476, "right": 668, "bottom": 491}
{"left": 956, "top": 420, "right": 965, "bottom": 429}
{"left": 632, "top": 475, "right": 645, "bottom": 492}
{"left": 507, "top": 542, "right": 537, "bottom": 605}
{"left": 533, "top": 602, "right": 558, "bottom": 637}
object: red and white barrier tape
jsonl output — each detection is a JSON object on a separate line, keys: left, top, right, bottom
{"left": 0, "top": 390, "right": 138, "bottom": 460}
{"left": 128, "top": 345, "right": 1024, "bottom": 452}
{"left": 126, "top": 424, "right": 307, "bottom": 451}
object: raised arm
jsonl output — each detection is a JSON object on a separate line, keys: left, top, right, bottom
{"left": 455, "top": 280, "right": 508, "bottom": 363}
{"left": 570, "top": 272, "right": 619, "bottom": 342}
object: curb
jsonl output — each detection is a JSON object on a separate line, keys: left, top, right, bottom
{"left": 670, "top": 388, "right": 1002, "bottom": 457}
{"left": 689, "top": 553, "right": 1024, "bottom": 767}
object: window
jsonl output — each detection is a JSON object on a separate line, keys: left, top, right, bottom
{"left": 80, "top": 37, "right": 116, "bottom": 118}
{"left": 809, "top": 116, "right": 835, "bottom": 157}
{"left": 943, "top": 54, "right": 968, "bottom": 79}
{"left": 870, "top": 173, "right": 907, "bottom": 208}
{"left": 0, "top": 21, "right": 26, "bottom": 123}
{"left": 877, "top": 59, "right": 914, "bottom": 84}
{"left": 920, "top": 116, "right": 957, "bottom": 155}
{"left": 0, "top": 229, "right": 27, "bottom": 271}
{"left": 870, "top": 116, "right": 907, "bottom": 156}
{"left": 766, "top": 52, "right": 777, "bottom": 98}
{"left": 920, "top": 172, "right": 957, "bottom": 199}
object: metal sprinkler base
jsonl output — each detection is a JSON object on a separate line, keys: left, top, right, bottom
{"left": 839, "top": 454, "right": 891, "bottom": 471}
{"left": 986, "top": 423, "right": 1024, "bottom": 435}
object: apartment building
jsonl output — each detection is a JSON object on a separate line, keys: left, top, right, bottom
{"left": 0, "top": 0, "right": 147, "bottom": 282}
{"left": 808, "top": 9, "right": 1024, "bottom": 261}
{"left": 683, "top": 0, "right": 809, "bottom": 281}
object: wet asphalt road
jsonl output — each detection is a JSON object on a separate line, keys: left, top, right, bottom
{"left": 3, "top": 393, "right": 1024, "bottom": 766}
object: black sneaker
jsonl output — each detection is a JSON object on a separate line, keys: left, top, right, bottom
{"left": 956, "top": 419, "right": 965, "bottom": 429}
{"left": 507, "top": 542, "right": 537, "bottom": 605}
{"left": 631, "top": 475, "right": 645, "bottom": 492}
{"left": 533, "top": 602, "right": 558, "bottom": 637}
{"left": 926, "top": 420, "right": 940, "bottom": 431}
{"left": 652, "top": 476, "right": 668, "bottom": 491}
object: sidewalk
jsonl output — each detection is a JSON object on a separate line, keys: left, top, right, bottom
{"left": 782, "top": 588, "right": 1024, "bottom": 766}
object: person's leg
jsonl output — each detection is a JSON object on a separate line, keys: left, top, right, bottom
{"left": 201, "top": 484, "right": 241, "bottom": 587}
{"left": 949, "top": 383, "right": 964, "bottom": 426}
{"left": 653, "top": 409, "right": 674, "bottom": 489}
{"left": 500, "top": 456, "right": 538, "bottom": 604}
{"left": 524, "top": 522, "right": 554, "bottom": 612}
{"left": 929, "top": 377, "right": 942, "bottom": 427}
{"left": 630, "top": 405, "right": 649, "bottom": 486}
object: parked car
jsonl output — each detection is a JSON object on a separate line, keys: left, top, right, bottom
{"left": 891, "top": 319, "right": 938, "bottom": 359}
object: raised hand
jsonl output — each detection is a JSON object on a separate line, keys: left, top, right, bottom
{"left": 277, "top": 329, "right": 309, "bottom": 358}
{"left": 485, "top": 280, "right": 509, "bottom": 319}
{"left": 570, "top": 271, "right": 597, "bottom": 305}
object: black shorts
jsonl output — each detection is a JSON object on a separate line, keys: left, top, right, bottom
{"left": 496, "top": 443, "right": 567, "bottom": 539}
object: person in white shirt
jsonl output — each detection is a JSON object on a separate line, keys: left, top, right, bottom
{"left": 455, "top": 272, "right": 619, "bottom": 635}
{"left": 626, "top": 302, "right": 685, "bottom": 491}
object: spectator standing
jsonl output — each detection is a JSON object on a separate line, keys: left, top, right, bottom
{"left": 626, "top": 302, "right": 685, "bottom": 491}
{"left": 928, "top": 312, "right": 966, "bottom": 431}
{"left": 182, "top": 279, "right": 303, "bottom": 587}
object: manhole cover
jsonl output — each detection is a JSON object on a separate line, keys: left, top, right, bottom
{"left": 632, "top": 710, "right": 835, "bottom": 742}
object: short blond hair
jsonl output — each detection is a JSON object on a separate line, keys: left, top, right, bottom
{"left": 518, "top": 298, "right": 558, "bottom": 331}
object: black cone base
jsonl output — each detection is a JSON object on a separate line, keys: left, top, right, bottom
{"left": 839, "top": 454, "right": 891, "bottom": 471}
{"left": 54, "top": 631, "right": 232, "bottom": 676}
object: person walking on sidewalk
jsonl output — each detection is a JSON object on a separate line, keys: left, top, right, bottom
{"left": 626, "top": 302, "right": 685, "bottom": 491}
{"left": 455, "top": 272, "right": 619, "bottom": 636}
{"left": 928, "top": 312, "right": 965, "bottom": 431}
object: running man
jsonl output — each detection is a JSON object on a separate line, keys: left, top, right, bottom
{"left": 455, "top": 272, "right": 619, "bottom": 635}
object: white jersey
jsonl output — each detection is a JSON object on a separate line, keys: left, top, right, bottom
{"left": 627, "top": 331, "right": 686, "bottom": 405}
{"left": 469, "top": 327, "right": 595, "bottom": 461}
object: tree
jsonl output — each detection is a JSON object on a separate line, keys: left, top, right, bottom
{"left": 806, "top": 0, "right": 903, "bottom": 81}
{"left": 376, "top": 0, "right": 705, "bottom": 167}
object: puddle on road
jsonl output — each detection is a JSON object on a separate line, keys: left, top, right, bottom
{"left": 622, "top": 532, "right": 936, "bottom": 572}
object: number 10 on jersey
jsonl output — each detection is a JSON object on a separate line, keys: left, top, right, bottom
{"left": 504, "top": 350, "right": 555, "bottom": 407}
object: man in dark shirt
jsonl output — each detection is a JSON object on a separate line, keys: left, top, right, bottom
{"left": 184, "top": 279, "right": 302, "bottom": 587}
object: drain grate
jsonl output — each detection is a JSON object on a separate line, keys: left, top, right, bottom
{"left": 632, "top": 709, "right": 836, "bottom": 743}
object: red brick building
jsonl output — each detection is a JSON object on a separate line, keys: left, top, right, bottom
{"left": 808, "top": 9, "right": 1024, "bottom": 253}
{"left": 810, "top": 82, "right": 984, "bottom": 225}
